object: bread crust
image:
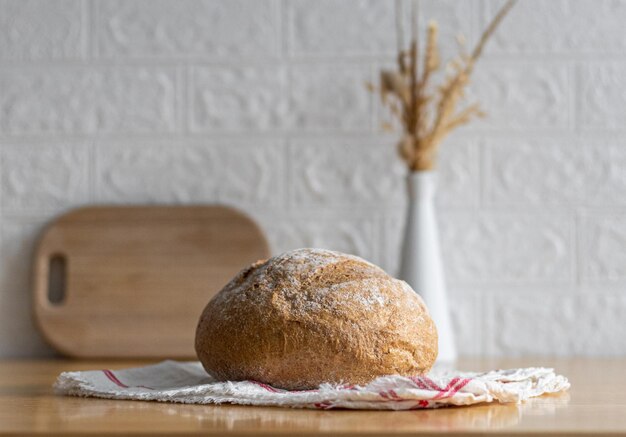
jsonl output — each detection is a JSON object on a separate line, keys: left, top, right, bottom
{"left": 195, "top": 248, "right": 438, "bottom": 390}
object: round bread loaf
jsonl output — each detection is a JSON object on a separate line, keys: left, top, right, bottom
{"left": 195, "top": 248, "right": 437, "bottom": 390}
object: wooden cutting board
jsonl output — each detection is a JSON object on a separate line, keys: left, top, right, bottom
{"left": 33, "top": 206, "right": 270, "bottom": 358}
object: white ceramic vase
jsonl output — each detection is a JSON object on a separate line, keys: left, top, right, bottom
{"left": 399, "top": 171, "right": 457, "bottom": 364}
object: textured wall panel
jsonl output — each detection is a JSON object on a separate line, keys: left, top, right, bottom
{"left": 0, "top": 0, "right": 625, "bottom": 357}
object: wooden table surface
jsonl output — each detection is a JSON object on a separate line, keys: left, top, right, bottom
{"left": 1, "top": 357, "right": 625, "bottom": 436}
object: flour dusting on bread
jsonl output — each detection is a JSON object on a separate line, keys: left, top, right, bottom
{"left": 195, "top": 248, "right": 438, "bottom": 390}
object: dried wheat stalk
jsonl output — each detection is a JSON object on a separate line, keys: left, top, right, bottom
{"left": 370, "top": 0, "right": 516, "bottom": 171}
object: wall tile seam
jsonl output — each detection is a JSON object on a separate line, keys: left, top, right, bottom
{"left": 87, "top": 139, "right": 97, "bottom": 206}
{"left": 288, "top": 201, "right": 484, "bottom": 208}
{"left": 190, "top": 60, "right": 380, "bottom": 71}
{"left": 571, "top": 212, "right": 579, "bottom": 285}
{"left": 437, "top": 210, "right": 578, "bottom": 217}
{"left": 6, "top": 130, "right": 626, "bottom": 143}
{"left": 287, "top": 200, "right": 542, "bottom": 209}
{"left": 573, "top": 128, "right": 626, "bottom": 134}
{"left": 1, "top": 208, "right": 579, "bottom": 221}
{"left": 10, "top": 206, "right": 592, "bottom": 220}
{"left": 276, "top": 138, "right": 292, "bottom": 211}
{"left": 0, "top": 60, "right": 197, "bottom": 68}
{"left": 278, "top": 0, "right": 289, "bottom": 58}
{"left": 576, "top": 209, "right": 626, "bottom": 215}
{"left": 480, "top": 288, "right": 626, "bottom": 298}
{"left": 83, "top": 0, "right": 92, "bottom": 60}
{"left": 447, "top": 131, "right": 626, "bottom": 141}
{"left": 10, "top": 52, "right": 626, "bottom": 66}
{"left": 571, "top": 60, "right": 580, "bottom": 133}
{"left": 477, "top": 135, "right": 487, "bottom": 209}
{"left": 255, "top": 208, "right": 395, "bottom": 217}
{"left": 482, "top": 290, "right": 495, "bottom": 356}
{"left": 446, "top": 279, "right": 580, "bottom": 287}
{"left": 0, "top": 205, "right": 310, "bottom": 218}
{"left": 475, "top": 290, "right": 487, "bottom": 354}
{"left": 0, "top": 58, "right": 390, "bottom": 69}
{"left": 401, "top": 127, "right": 578, "bottom": 135}
{"left": 88, "top": 139, "right": 293, "bottom": 148}
{"left": 285, "top": 140, "right": 296, "bottom": 210}
{"left": 564, "top": 59, "right": 575, "bottom": 132}
{"left": 179, "top": 65, "right": 191, "bottom": 136}
{"left": 379, "top": 215, "right": 394, "bottom": 269}
{"left": 458, "top": 284, "right": 604, "bottom": 293}
{"left": 4, "top": 192, "right": 626, "bottom": 213}
{"left": 25, "top": 131, "right": 626, "bottom": 143}
{"left": 0, "top": 147, "right": 3, "bottom": 220}
{"left": 0, "top": 133, "right": 336, "bottom": 143}
{"left": 368, "top": 62, "right": 378, "bottom": 134}
{"left": 0, "top": 138, "right": 392, "bottom": 149}
{"left": 376, "top": 218, "right": 387, "bottom": 267}
{"left": 273, "top": 0, "right": 284, "bottom": 59}
{"left": 280, "top": 0, "right": 291, "bottom": 59}
{"left": 175, "top": 64, "right": 185, "bottom": 135}
{"left": 288, "top": 137, "right": 397, "bottom": 145}
{"left": 7, "top": 52, "right": 626, "bottom": 64}
{"left": 0, "top": 127, "right": 590, "bottom": 137}
{"left": 254, "top": 206, "right": 522, "bottom": 215}
{"left": 580, "top": 277, "right": 626, "bottom": 284}
{"left": 297, "top": 208, "right": 597, "bottom": 216}
{"left": 479, "top": 202, "right": 626, "bottom": 209}
{"left": 481, "top": 138, "right": 626, "bottom": 147}
{"left": 0, "top": 210, "right": 392, "bottom": 220}
{"left": 470, "top": 0, "right": 480, "bottom": 53}
{"left": 481, "top": 53, "right": 626, "bottom": 61}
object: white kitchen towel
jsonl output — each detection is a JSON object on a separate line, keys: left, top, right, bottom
{"left": 54, "top": 361, "right": 569, "bottom": 410}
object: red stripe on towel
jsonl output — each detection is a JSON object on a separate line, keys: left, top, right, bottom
{"left": 102, "top": 369, "right": 129, "bottom": 388}
{"left": 248, "top": 380, "right": 280, "bottom": 393}
{"left": 422, "top": 376, "right": 446, "bottom": 392}
{"left": 432, "top": 377, "right": 472, "bottom": 400}
{"left": 409, "top": 376, "right": 434, "bottom": 390}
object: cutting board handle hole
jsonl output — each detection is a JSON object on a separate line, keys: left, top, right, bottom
{"left": 48, "top": 254, "right": 66, "bottom": 305}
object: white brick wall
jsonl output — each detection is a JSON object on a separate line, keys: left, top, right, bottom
{"left": 0, "top": 0, "right": 624, "bottom": 357}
